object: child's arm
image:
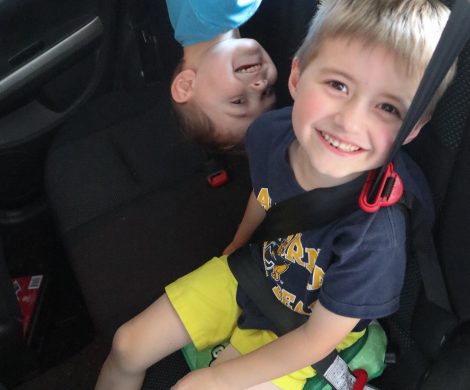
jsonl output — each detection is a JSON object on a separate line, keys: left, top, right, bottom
{"left": 172, "top": 302, "right": 360, "bottom": 390}
{"left": 223, "top": 191, "right": 266, "bottom": 255}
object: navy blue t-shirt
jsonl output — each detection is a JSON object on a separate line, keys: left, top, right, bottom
{"left": 237, "top": 107, "right": 433, "bottom": 331}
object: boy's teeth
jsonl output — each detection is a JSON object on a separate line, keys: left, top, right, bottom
{"left": 236, "top": 64, "right": 261, "bottom": 73}
{"left": 321, "top": 131, "right": 360, "bottom": 152}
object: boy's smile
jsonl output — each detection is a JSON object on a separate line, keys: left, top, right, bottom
{"left": 193, "top": 38, "right": 277, "bottom": 144}
{"left": 288, "top": 38, "right": 426, "bottom": 190}
{"left": 318, "top": 130, "right": 362, "bottom": 154}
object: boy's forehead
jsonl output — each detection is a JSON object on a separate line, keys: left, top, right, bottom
{"left": 309, "top": 36, "right": 423, "bottom": 80}
{"left": 303, "top": 38, "right": 421, "bottom": 100}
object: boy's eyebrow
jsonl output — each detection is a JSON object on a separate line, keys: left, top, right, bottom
{"left": 319, "top": 67, "right": 355, "bottom": 82}
{"left": 381, "top": 93, "right": 412, "bottom": 109}
{"left": 321, "top": 67, "right": 412, "bottom": 108}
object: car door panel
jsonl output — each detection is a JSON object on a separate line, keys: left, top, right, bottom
{"left": 0, "top": 0, "right": 117, "bottom": 209}
{"left": 0, "top": 17, "right": 102, "bottom": 105}
{"left": 0, "top": 0, "right": 116, "bottom": 145}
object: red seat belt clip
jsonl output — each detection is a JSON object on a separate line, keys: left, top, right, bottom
{"left": 207, "top": 169, "right": 228, "bottom": 188}
{"left": 352, "top": 368, "right": 368, "bottom": 390}
{"left": 359, "top": 162, "right": 403, "bottom": 213}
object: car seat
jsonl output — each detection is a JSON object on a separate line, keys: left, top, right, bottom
{"left": 43, "top": 0, "right": 470, "bottom": 388}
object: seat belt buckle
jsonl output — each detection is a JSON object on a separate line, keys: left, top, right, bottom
{"left": 207, "top": 169, "right": 228, "bottom": 187}
{"left": 359, "top": 162, "right": 403, "bottom": 213}
{"left": 352, "top": 369, "right": 368, "bottom": 390}
{"left": 205, "top": 157, "right": 229, "bottom": 187}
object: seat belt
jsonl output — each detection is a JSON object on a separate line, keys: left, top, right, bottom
{"left": 228, "top": 0, "right": 470, "bottom": 388}
{"left": 205, "top": 153, "right": 229, "bottom": 188}
{"left": 251, "top": 172, "right": 366, "bottom": 243}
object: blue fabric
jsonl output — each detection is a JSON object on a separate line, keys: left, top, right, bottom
{"left": 239, "top": 107, "right": 434, "bottom": 329}
{"left": 166, "top": 0, "right": 262, "bottom": 46}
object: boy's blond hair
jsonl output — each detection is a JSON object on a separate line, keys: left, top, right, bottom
{"left": 295, "top": 0, "right": 456, "bottom": 116}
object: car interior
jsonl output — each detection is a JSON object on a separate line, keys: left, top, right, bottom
{"left": 1, "top": 0, "right": 469, "bottom": 389}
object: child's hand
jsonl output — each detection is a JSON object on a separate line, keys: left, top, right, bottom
{"left": 223, "top": 241, "right": 239, "bottom": 256}
{"left": 171, "top": 367, "right": 234, "bottom": 390}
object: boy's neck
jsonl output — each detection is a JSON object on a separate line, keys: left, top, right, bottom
{"left": 182, "top": 29, "right": 239, "bottom": 69}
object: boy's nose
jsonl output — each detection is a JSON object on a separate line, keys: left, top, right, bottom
{"left": 334, "top": 99, "right": 365, "bottom": 133}
{"left": 250, "top": 79, "right": 268, "bottom": 91}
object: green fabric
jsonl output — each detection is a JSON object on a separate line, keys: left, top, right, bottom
{"left": 303, "top": 321, "right": 387, "bottom": 390}
{"left": 181, "top": 321, "right": 387, "bottom": 389}
{"left": 182, "top": 341, "right": 229, "bottom": 371}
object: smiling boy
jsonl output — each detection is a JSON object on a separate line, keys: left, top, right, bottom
{"left": 287, "top": 39, "right": 424, "bottom": 189}
{"left": 167, "top": 0, "right": 278, "bottom": 150}
{"left": 96, "top": 1, "right": 456, "bottom": 389}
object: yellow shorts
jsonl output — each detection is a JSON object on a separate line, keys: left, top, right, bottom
{"left": 165, "top": 256, "right": 364, "bottom": 390}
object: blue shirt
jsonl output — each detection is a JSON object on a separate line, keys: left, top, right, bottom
{"left": 238, "top": 107, "right": 434, "bottom": 330}
{"left": 166, "top": 0, "right": 262, "bottom": 46}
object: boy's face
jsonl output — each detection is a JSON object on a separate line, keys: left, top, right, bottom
{"left": 192, "top": 38, "right": 277, "bottom": 145}
{"left": 288, "top": 38, "right": 426, "bottom": 187}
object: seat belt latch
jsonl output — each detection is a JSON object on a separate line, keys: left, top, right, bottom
{"left": 205, "top": 157, "right": 229, "bottom": 188}
{"left": 359, "top": 162, "right": 403, "bottom": 213}
{"left": 207, "top": 169, "right": 228, "bottom": 187}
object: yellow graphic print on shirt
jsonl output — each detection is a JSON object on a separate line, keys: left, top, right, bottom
{"left": 257, "top": 187, "right": 271, "bottom": 210}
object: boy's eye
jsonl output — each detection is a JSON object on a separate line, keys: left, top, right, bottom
{"left": 379, "top": 103, "right": 401, "bottom": 118}
{"left": 231, "top": 97, "right": 246, "bottom": 105}
{"left": 328, "top": 80, "right": 348, "bottom": 93}
{"left": 262, "top": 86, "right": 273, "bottom": 98}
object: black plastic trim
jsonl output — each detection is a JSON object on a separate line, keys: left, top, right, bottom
{"left": 0, "top": 17, "right": 102, "bottom": 103}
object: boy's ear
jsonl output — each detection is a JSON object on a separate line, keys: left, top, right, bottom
{"left": 402, "top": 116, "right": 430, "bottom": 145}
{"left": 171, "top": 69, "right": 196, "bottom": 103}
{"left": 288, "top": 58, "right": 300, "bottom": 100}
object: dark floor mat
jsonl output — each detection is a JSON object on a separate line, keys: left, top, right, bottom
{"left": 13, "top": 339, "right": 108, "bottom": 390}
{"left": 143, "top": 352, "right": 190, "bottom": 389}
{"left": 13, "top": 340, "right": 193, "bottom": 390}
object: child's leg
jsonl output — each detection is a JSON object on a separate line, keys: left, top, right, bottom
{"left": 212, "top": 345, "right": 281, "bottom": 390}
{"left": 95, "top": 294, "right": 191, "bottom": 390}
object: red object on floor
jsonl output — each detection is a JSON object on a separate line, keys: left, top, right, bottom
{"left": 12, "top": 275, "right": 43, "bottom": 336}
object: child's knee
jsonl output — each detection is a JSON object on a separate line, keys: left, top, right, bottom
{"left": 109, "top": 322, "right": 146, "bottom": 373}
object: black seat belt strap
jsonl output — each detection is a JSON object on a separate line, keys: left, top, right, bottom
{"left": 229, "top": 247, "right": 308, "bottom": 335}
{"left": 251, "top": 173, "right": 365, "bottom": 243}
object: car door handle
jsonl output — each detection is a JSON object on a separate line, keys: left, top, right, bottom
{"left": 9, "top": 41, "right": 46, "bottom": 68}
{"left": 0, "top": 16, "right": 103, "bottom": 103}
